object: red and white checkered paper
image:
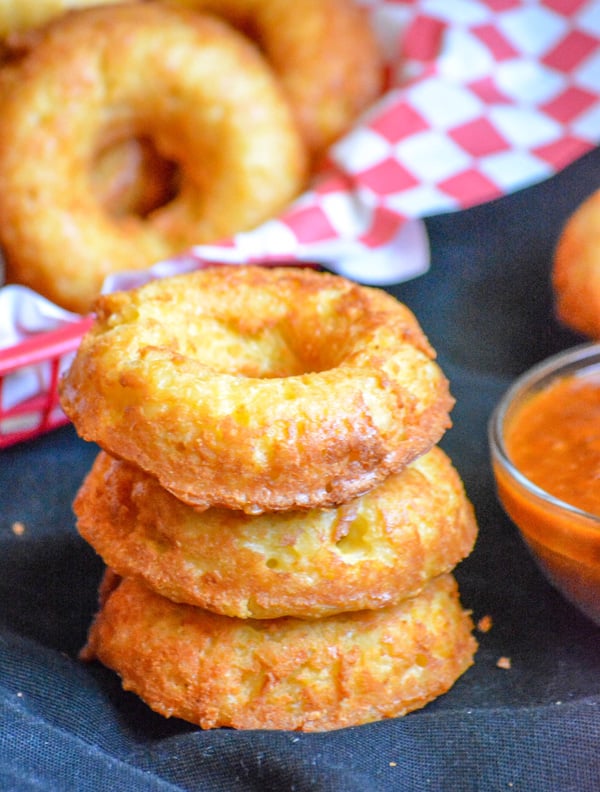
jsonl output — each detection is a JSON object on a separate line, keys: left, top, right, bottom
{"left": 2, "top": 0, "right": 600, "bottom": 444}
{"left": 163, "top": 0, "right": 600, "bottom": 284}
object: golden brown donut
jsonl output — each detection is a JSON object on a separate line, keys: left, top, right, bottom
{"left": 0, "top": 2, "right": 170, "bottom": 219}
{"left": 0, "top": 47, "right": 176, "bottom": 218}
{"left": 165, "top": 0, "right": 384, "bottom": 158}
{"left": 553, "top": 188, "right": 600, "bottom": 339}
{"left": 74, "top": 447, "right": 477, "bottom": 619}
{"left": 0, "top": 0, "right": 124, "bottom": 37}
{"left": 81, "top": 573, "right": 477, "bottom": 732}
{"left": 0, "top": 3, "right": 307, "bottom": 313}
{"left": 60, "top": 266, "right": 454, "bottom": 514}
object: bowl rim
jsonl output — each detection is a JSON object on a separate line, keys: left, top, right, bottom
{"left": 488, "top": 341, "right": 600, "bottom": 527}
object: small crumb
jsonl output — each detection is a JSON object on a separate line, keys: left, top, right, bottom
{"left": 496, "top": 656, "right": 511, "bottom": 670}
{"left": 11, "top": 521, "right": 25, "bottom": 536}
{"left": 389, "top": 762, "right": 397, "bottom": 767}
{"left": 477, "top": 614, "right": 493, "bottom": 633}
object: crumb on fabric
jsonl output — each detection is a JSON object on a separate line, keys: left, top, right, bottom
{"left": 496, "top": 656, "right": 511, "bottom": 670}
{"left": 11, "top": 521, "right": 25, "bottom": 536}
{"left": 476, "top": 614, "right": 493, "bottom": 633}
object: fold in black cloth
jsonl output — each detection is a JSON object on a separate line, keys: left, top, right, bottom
{"left": 2, "top": 147, "right": 600, "bottom": 791}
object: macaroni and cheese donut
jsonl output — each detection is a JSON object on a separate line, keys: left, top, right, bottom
{"left": 74, "top": 447, "right": 477, "bottom": 618}
{"left": 166, "top": 0, "right": 384, "bottom": 158}
{"left": 0, "top": 3, "right": 306, "bottom": 313}
{"left": 553, "top": 188, "right": 600, "bottom": 339}
{"left": 0, "top": 0, "right": 124, "bottom": 37}
{"left": 82, "top": 573, "right": 476, "bottom": 732}
{"left": 60, "top": 266, "right": 454, "bottom": 514}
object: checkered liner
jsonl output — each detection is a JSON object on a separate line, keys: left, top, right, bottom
{"left": 2, "top": 0, "right": 600, "bottom": 446}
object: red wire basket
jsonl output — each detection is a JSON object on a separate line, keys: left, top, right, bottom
{"left": 0, "top": 316, "right": 93, "bottom": 448}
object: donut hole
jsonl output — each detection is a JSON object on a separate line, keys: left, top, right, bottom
{"left": 145, "top": 291, "right": 359, "bottom": 378}
{"left": 91, "top": 136, "right": 181, "bottom": 218}
{"left": 170, "top": 318, "right": 311, "bottom": 378}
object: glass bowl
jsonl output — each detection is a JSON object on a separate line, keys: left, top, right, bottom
{"left": 489, "top": 343, "right": 600, "bottom": 627}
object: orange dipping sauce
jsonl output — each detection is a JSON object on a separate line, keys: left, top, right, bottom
{"left": 505, "top": 374, "right": 600, "bottom": 516}
{"left": 490, "top": 345, "right": 600, "bottom": 626}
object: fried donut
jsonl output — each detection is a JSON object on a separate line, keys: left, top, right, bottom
{"left": 60, "top": 266, "right": 454, "bottom": 514}
{"left": 81, "top": 573, "right": 477, "bottom": 732}
{"left": 553, "top": 188, "right": 600, "bottom": 339}
{"left": 0, "top": 5, "right": 176, "bottom": 220}
{"left": 166, "top": 0, "right": 384, "bottom": 158}
{"left": 0, "top": 0, "right": 124, "bottom": 37}
{"left": 74, "top": 447, "right": 477, "bottom": 619}
{"left": 0, "top": 3, "right": 307, "bottom": 313}
{"left": 0, "top": 43, "right": 176, "bottom": 219}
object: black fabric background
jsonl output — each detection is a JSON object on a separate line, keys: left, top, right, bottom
{"left": 2, "top": 147, "right": 600, "bottom": 791}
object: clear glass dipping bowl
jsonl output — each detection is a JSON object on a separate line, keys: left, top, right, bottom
{"left": 489, "top": 343, "right": 600, "bottom": 626}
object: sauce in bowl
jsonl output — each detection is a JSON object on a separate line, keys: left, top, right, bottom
{"left": 505, "top": 374, "right": 600, "bottom": 515}
{"left": 490, "top": 344, "right": 600, "bottom": 626}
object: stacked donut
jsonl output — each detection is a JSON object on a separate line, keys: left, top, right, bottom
{"left": 0, "top": 0, "right": 383, "bottom": 314}
{"left": 60, "top": 265, "right": 478, "bottom": 732}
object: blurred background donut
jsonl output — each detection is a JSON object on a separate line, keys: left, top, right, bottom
{"left": 0, "top": 0, "right": 124, "bottom": 37}
{"left": 0, "top": 3, "right": 307, "bottom": 312}
{"left": 0, "top": 1, "right": 170, "bottom": 220}
{"left": 164, "top": 0, "right": 384, "bottom": 159}
{"left": 553, "top": 188, "right": 600, "bottom": 339}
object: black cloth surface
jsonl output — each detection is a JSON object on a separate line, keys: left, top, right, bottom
{"left": 2, "top": 148, "right": 600, "bottom": 791}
